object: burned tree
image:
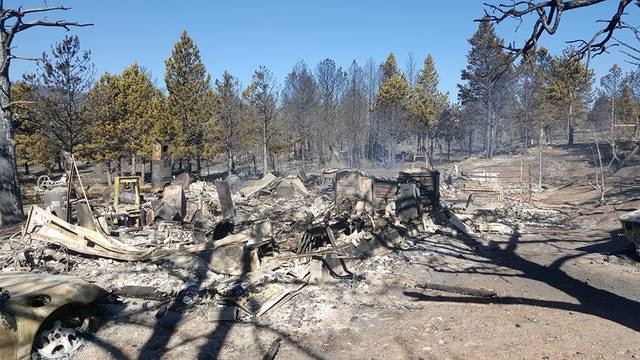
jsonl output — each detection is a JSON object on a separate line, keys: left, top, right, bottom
{"left": 315, "top": 58, "right": 345, "bottom": 165}
{"left": 482, "top": 0, "right": 639, "bottom": 60}
{"left": 340, "top": 61, "right": 368, "bottom": 168}
{"left": 244, "top": 66, "right": 278, "bottom": 174}
{"left": 215, "top": 71, "right": 243, "bottom": 174}
{"left": 26, "top": 35, "right": 95, "bottom": 156}
{"left": 459, "top": 21, "right": 516, "bottom": 158}
{"left": 515, "top": 48, "right": 552, "bottom": 148}
{"left": 363, "top": 58, "right": 380, "bottom": 162}
{"left": 0, "top": 4, "right": 90, "bottom": 225}
{"left": 282, "top": 62, "right": 318, "bottom": 170}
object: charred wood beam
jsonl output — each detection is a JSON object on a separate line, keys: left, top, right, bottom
{"left": 417, "top": 282, "right": 498, "bottom": 298}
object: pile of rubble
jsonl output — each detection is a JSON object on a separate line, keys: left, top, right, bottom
{"left": 0, "top": 163, "right": 449, "bottom": 359}
{"left": 3, "top": 155, "right": 639, "bottom": 359}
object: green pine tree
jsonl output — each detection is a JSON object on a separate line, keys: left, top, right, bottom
{"left": 409, "top": 54, "right": 447, "bottom": 160}
{"left": 165, "top": 31, "right": 212, "bottom": 173}
{"left": 381, "top": 53, "right": 399, "bottom": 82}
{"left": 12, "top": 82, "right": 58, "bottom": 173}
{"left": 544, "top": 48, "right": 593, "bottom": 145}
{"left": 376, "top": 53, "right": 411, "bottom": 166}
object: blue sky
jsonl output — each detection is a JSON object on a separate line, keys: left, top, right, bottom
{"left": 10, "top": 1, "right": 640, "bottom": 100}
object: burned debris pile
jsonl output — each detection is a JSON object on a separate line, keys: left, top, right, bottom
{"left": 0, "top": 160, "right": 453, "bottom": 359}
{"left": 6, "top": 153, "right": 637, "bottom": 359}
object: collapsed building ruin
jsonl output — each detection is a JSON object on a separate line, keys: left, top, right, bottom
{"left": 1, "top": 151, "right": 639, "bottom": 360}
{"left": 0, "top": 155, "right": 450, "bottom": 359}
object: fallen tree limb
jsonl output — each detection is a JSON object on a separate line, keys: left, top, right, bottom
{"left": 416, "top": 282, "right": 497, "bottom": 298}
{"left": 262, "top": 337, "right": 283, "bottom": 360}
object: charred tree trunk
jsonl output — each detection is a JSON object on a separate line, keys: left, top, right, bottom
{"left": 262, "top": 120, "right": 268, "bottom": 174}
{"left": 524, "top": 90, "right": 529, "bottom": 152}
{"left": 0, "top": 4, "right": 89, "bottom": 224}
{"left": 227, "top": 148, "right": 234, "bottom": 174}
{"left": 0, "top": 50, "right": 24, "bottom": 224}
{"left": 117, "top": 158, "right": 123, "bottom": 177}
{"left": 567, "top": 103, "right": 575, "bottom": 146}
{"left": 486, "top": 114, "right": 494, "bottom": 159}
{"left": 301, "top": 141, "right": 306, "bottom": 171}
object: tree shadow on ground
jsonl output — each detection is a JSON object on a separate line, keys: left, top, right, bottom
{"left": 194, "top": 321, "right": 327, "bottom": 360}
{"left": 130, "top": 242, "right": 323, "bottom": 359}
{"left": 86, "top": 295, "right": 325, "bottom": 360}
{"left": 136, "top": 246, "right": 217, "bottom": 360}
{"left": 405, "top": 227, "right": 640, "bottom": 332}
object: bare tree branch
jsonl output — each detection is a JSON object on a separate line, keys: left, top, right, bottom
{"left": 1, "top": 6, "right": 71, "bottom": 21}
{"left": 16, "top": 19, "right": 92, "bottom": 32}
{"left": 7, "top": 54, "right": 41, "bottom": 62}
{"left": 19, "top": 6, "right": 71, "bottom": 16}
{"left": 0, "top": 5, "right": 93, "bottom": 74}
{"left": 481, "top": 0, "right": 636, "bottom": 60}
{"left": 0, "top": 2, "right": 93, "bottom": 224}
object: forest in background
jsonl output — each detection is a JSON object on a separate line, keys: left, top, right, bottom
{"left": 11, "top": 21, "right": 640, "bottom": 178}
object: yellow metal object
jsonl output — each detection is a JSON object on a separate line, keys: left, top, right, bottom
{"left": 112, "top": 176, "right": 142, "bottom": 226}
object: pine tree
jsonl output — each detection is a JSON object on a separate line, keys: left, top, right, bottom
{"left": 165, "top": 31, "right": 212, "bottom": 172}
{"left": 381, "top": 53, "right": 399, "bottom": 82}
{"left": 544, "top": 48, "right": 593, "bottom": 145}
{"left": 27, "top": 35, "right": 94, "bottom": 156}
{"left": 117, "top": 64, "right": 171, "bottom": 173}
{"left": 409, "top": 54, "right": 447, "bottom": 162}
{"left": 87, "top": 66, "right": 173, "bottom": 176}
{"left": 244, "top": 66, "right": 278, "bottom": 174}
{"left": 12, "top": 82, "right": 58, "bottom": 173}
{"left": 282, "top": 61, "right": 318, "bottom": 170}
{"left": 589, "top": 93, "right": 612, "bottom": 130}
{"left": 215, "top": 71, "right": 243, "bottom": 173}
{"left": 600, "top": 64, "right": 624, "bottom": 130}
{"left": 618, "top": 80, "right": 638, "bottom": 126}
{"left": 515, "top": 48, "right": 551, "bottom": 147}
{"left": 459, "top": 21, "right": 515, "bottom": 158}
{"left": 438, "top": 103, "right": 463, "bottom": 161}
{"left": 86, "top": 72, "right": 123, "bottom": 168}
{"left": 201, "top": 88, "right": 223, "bottom": 162}
{"left": 376, "top": 53, "right": 411, "bottom": 166}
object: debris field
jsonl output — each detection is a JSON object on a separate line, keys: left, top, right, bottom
{"left": 1, "top": 147, "right": 640, "bottom": 360}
